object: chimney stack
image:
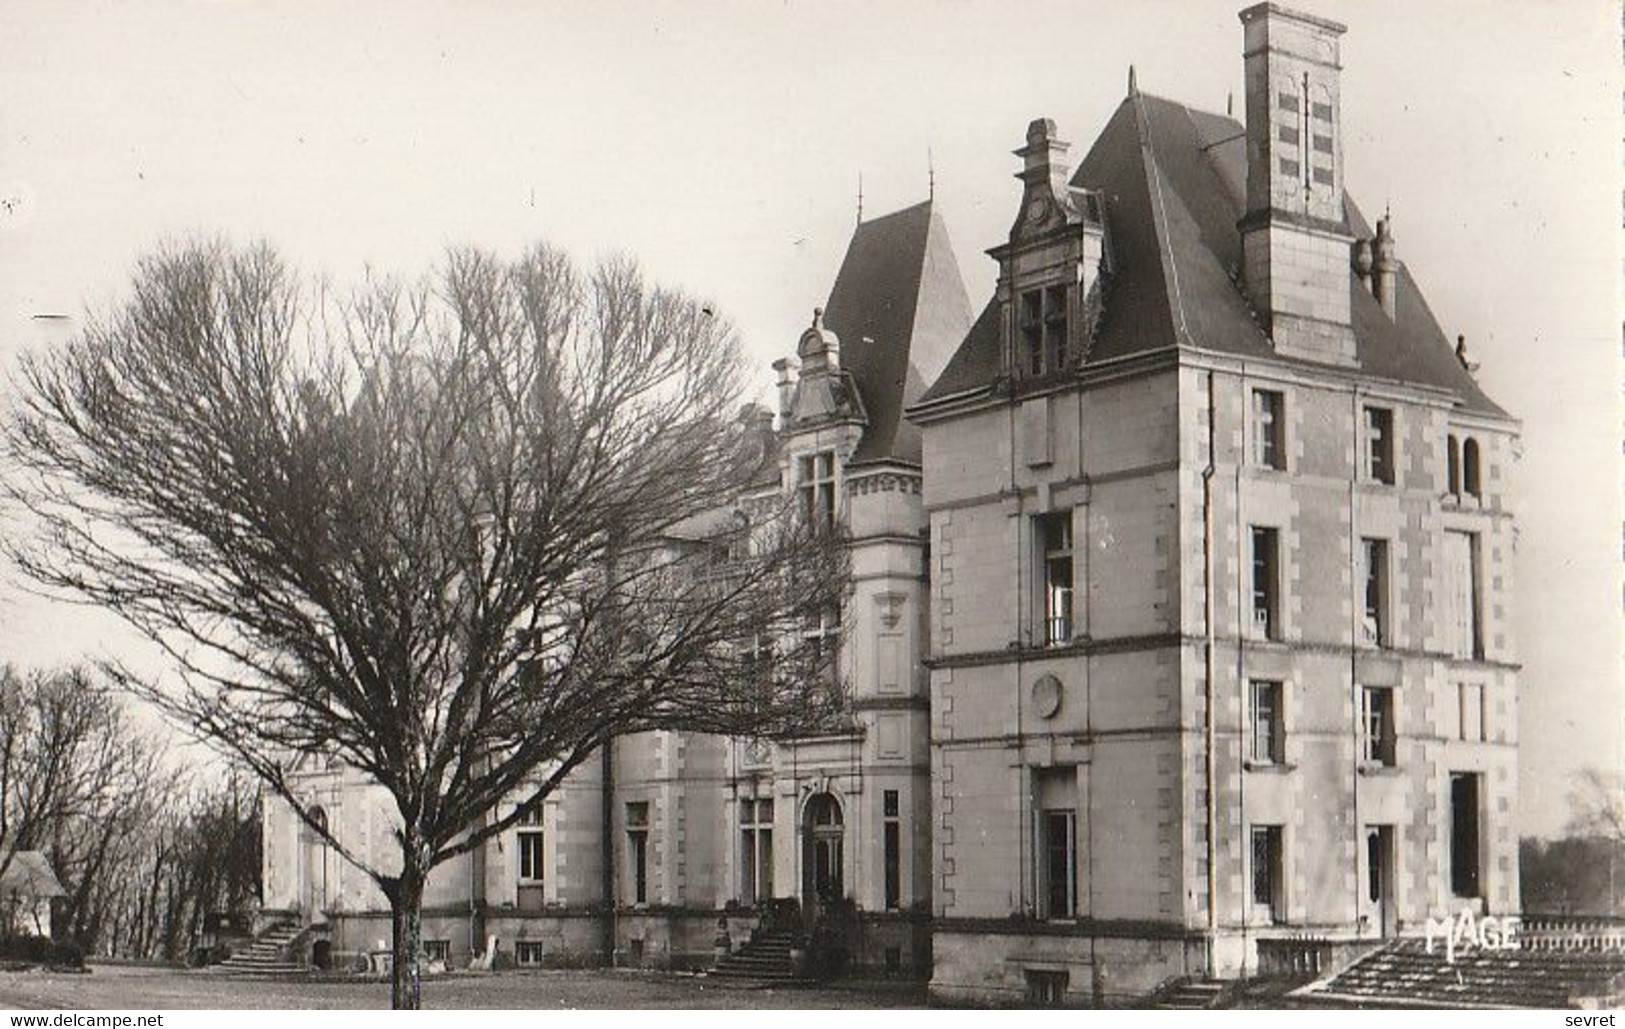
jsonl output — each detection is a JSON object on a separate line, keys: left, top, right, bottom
{"left": 772, "top": 357, "right": 797, "bottom": 426}
{"left": 1014, "top": 118, "right": 1072, "bottom": 227}
{"left": 1237, "top": 3, "right": 1357, "bottom": 366}
{"left": 1371, "top": 215, "right": 1398, "bottom": 319}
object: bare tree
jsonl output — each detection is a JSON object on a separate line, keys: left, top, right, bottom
{"left": 4, "top": 240, "right": 846, "bottom": 1007}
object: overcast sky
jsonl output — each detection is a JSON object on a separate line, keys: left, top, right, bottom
{"left": 0, "top": 0, "right": 1618, "bottom": 838}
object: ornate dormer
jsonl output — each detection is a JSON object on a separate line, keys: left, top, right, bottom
{"left": 785, "top": 308, "right": 867, "bottom": 431}
{"left": 988, "top": 118, "right": 1110, "bottom": 385}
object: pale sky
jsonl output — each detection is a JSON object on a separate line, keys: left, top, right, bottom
{"left": 0, "top": 0, "right": 1618, "bottom": 838}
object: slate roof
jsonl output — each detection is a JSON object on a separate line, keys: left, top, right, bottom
{"left": 918, "top": 93, "right": 1508, "bottom": 419}
{"left": 820, "top": 201, "right": 975, "bottom": 464}
{"left": 0, "top": 851, "right": 65, "bottom": 900}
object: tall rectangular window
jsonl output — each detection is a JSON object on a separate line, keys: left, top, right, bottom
{"left": 1020, "top": 290, "right": 1044, "bottom": 376}
{"left": 1017, "top": 286, "right": 1069, "bottom": 376}
{"left": 1250, "top": 680, "right": 1284, "bottom": 764}
{"left": 1043, "top": 285, "right": 1068, "bottom": 371}
{"left": 1365, "top": 406, "right": 1395, "bottom": 484}
{"left": 1362, "top": 538, "right": 1389, "bottom": 647}
{"left": 1445, "top": 531, "right": 1483, "bottom": 660}
{"left": 1457, "top": 683, "right": 1485, "bottom": 741}
{"left": 883, "top": 789, "right": 901, "bottom": 911}
{"left": 798, "top": 451, "right": 837, "bottom": 531}
{"left": 626, "top": 801, "right": 650, "bottom": 905}
{"left": 1251, "top": 526, "right": 1280, "bottom": 640}
{"left": 1251, "top": 825, "right": 1285, "bottom": 923}
{"left": 517, "top": 806, "right": 545, "bottom": 884}
{"left": 1037, "top": 512, "right": 1073, "bottom": 645}
{"left": 1040, "top": 809, "right": 1076, "bottom": 919}
{"left": 1362, "top": 686, "right": 1396, "bottom": 766}
{"left": 1252, "top": 389, "right": 1286, "bottom": 470}
{"left": 739, "top": 798, "right": 774, "bottom": 903}
{"left": 1450, "top": 773, "right": 1482, "bottom": 898}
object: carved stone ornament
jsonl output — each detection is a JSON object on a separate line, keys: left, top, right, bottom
{"left": 1031, "top": 673, "right": 1063, "bottom": 719}
{"left": 874, "top": 591, "right": 908, "bottom": 630}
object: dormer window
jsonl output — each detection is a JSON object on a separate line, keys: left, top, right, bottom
{"left": 1018, "top": 286, "right": 1069, "bottom": 377}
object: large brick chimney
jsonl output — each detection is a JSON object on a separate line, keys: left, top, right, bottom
{"left": 1237, "top": 3, "right": 1357, "bottom": 365}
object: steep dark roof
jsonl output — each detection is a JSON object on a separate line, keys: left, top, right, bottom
{"left": 821, "top": 201, "right": 974, "bottom": 463}
{"left": 918, "top": 94, "right": 1508, "bottom": 418}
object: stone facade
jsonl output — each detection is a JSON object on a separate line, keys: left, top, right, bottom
{"left": 262, "top": 3, "right": 1518, "bottom": 1004}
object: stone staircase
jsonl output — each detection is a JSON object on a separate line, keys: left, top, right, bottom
{"left": 1295, "top": 938, "right": 1625, "bottom": 1008}
{"left": 708, "top": 927, "right": 807, "bottom": 983}
{"left": 211, "top": 921, "right": 307, "bottom": 976}
{"left": 1152, "top": 977, "right": 1230, "bottom": 1009}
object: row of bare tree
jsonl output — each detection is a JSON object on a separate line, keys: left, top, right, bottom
{"left": 0, "top": 666, "right": 260, "bottom": 959}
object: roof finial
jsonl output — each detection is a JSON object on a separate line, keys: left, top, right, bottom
{"left": 1128, "top": 65, "right": 1138, "bottom": 96}
{"left": 856, "top": 171, "right": 864, "bottom": 225}
{"left": 928, "top": 146, "right": 935, "bottom": 202}
{"left": 1227, "top": 91, "right": 1234, "bottom": 117}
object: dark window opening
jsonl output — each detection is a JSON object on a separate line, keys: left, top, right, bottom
{"left": 1450, "top": 773, "right": 1482, "bottom": 898}
{"left": 883, "top": 789, "right": 901, "bottom": 910}
{"left": 1251, "top": 526, "right": 1280, "bottom": 639}
{"left": 1363, "top": 538, "right": 1389, "bottom": 647}
{"left": 1040, "top": 809, "right": 1076, "bottom": 919}
{"left": 1365, "top": 406, "right": 1395, "bottom": 484}
{"left": 1447, "top": 434, "right": 1461, "bottom": 495}
{"left": 1025, "top": 969, "right": 1069, "bottom": 1007}
{"left": 1251, "top": 825, "right": 1285, "bottom": 923}
{"left": 1462, "top": 438, "right": 1481, "bottom": 497}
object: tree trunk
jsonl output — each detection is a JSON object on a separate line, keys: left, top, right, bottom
{"left": 389, "top": 863, "right": 426, "bottom": 1010}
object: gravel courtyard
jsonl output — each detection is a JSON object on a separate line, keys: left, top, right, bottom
{"left": 0, "top": 964, "right": 926, "bottom": 1010}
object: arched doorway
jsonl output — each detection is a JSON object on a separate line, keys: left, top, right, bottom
{"left": 801, "top": 793, "right": 844, "bottom": 924}
{"left": 301, "top": 806, "right": 329, "bottom": 923}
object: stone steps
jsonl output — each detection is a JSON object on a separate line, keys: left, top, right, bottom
{"left": 708, "top": 930, "right": 809, "bottom": 983}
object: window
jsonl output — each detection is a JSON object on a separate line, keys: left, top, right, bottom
{"left": 1251, "top": 526, "right": 1280, "bottom": 640}
{"left": 1362, "top": 686, "right": 1396, "bottom": 766}
{"left": 1362, "top": 538, "right": 1389, "bottom": 647}
{"left": 1025, "top": 969, "right": 1069, "bottom": 1007}
{"left": 626, "top": 801, "right": 650, "bottom": 905}
{"left": 515, "top": 941, "right": 545, "bottom": 967}
{"left": 1445, "top": 531, "right": 1483, "bottom": 660}
{"left": 423, "top": 939, "right": 451, "bottom": 963}
{"left": 1450, "top": 773, "right": 1482, "bottom": 898}
{"left": 1040, "top": 809, "right": 1076, "bottom": 919}
{"left": 1250, "top": 680, "right": 1285, "bottom": 764}
{"left": 1457, "top": 683, "right": 1485, "bottom": 741}
{"left": 1020, "top": 290, "right": 1043, "bottom": 376}
{"left": 1447, "top": 434, "right": 1461, "bottom": 495}
{"left": 1036, "top": 512, "right": 1074, "bottom": 645}
{"left": 1462, "top": 438, "right": 1481, "bottom": 497}
{"left": 803, "top": 604, "right": 841, "bottom": 695}
{"left": 739, "top": 798, "right": 774, "bottom": 903}
{"left": 798, "top": 451, "right": 837, "bottom": 530}
{"left": 1252, "top": 389, "right": 1286, "bottom": 470}
{"left": 883, "top": 789, "right": 901, "bottom": 910}
{"left": 517, "top": 806, "right": 545, "bottom": 884}
{"left": 1364, "top": 407, "right": 1394, "bottom": 484}
{"left": 1017, "top": 286, "right": 1069, "bottom": 377}
{"left": 1251, "top": 826, "right": 1285, "bottom": 923}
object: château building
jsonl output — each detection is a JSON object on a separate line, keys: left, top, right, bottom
{"left": 261, "top": 3, "right": 1518, "bottom": 1005}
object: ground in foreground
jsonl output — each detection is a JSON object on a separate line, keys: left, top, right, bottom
{"left": 0, "top": 964, "right": 926, "bottom": 1010}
